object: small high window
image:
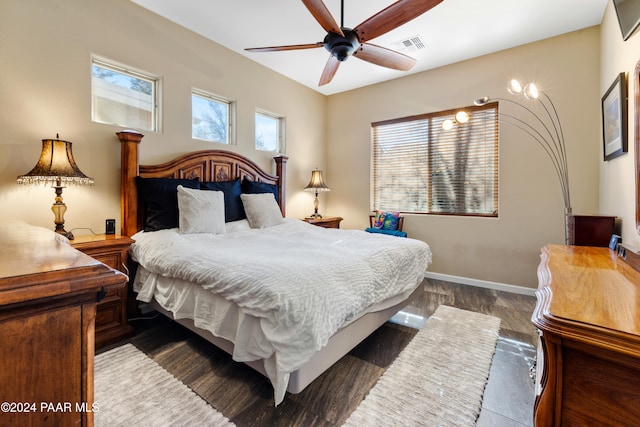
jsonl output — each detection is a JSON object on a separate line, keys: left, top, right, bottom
{"left": 91, "top": 58, "right": 158, "bottom": 131}
{"left": 192, "top": 90, "right": 233, "bottom": 144}
{"left": 255, "top": 110, "right": 284, "bottom": 152}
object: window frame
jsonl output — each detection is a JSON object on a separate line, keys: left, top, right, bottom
{"left": 255, "top": 109, "right": 285, "bottom": 153}
{"left": 191, "top": 89, "right": 235, "bottom": 145}
{"left": 371, "top": 102, "right": 499, "bottom": 217}
{"left": 91, "top": 57, "right": 160, "bottom": 132}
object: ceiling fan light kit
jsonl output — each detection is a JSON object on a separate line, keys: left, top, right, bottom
{"left": 324, "top": 29, "right": 359, "bottom": 62}
{"left": 245, "top": 0, "right": 443, "bottom": 86}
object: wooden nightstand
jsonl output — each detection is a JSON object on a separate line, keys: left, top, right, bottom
{"left": 71, "top": 234, "right": 135, "bottom": 349}
{"left": 304, "top": 216, "right": 343, "bottom": 229}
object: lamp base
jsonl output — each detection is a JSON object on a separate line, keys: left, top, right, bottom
{"left": 564, "top": 206, "right": 572, "bottom": 245}
{"left": 52, "top": 183, "right": 74, "bottom": 240}
{"left": 54, "top": 227, "right": 74, "bottom": 240}
{"left": 308, "top": 192, "right": 323, "bottom": 219}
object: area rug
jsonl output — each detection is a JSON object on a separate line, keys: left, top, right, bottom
{"left": 94, "top": 344, "right": 235, "bottom": 427}
{"left": 343, "top": 305, "right": 501, "bottom": 426}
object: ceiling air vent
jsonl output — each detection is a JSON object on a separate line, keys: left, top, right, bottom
{"left": 391, "top": 35, "right": 426, "bottom": 54}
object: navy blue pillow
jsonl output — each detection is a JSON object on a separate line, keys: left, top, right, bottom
{"left": 200, "top": 178, "right": 246, "bottom": 222}
{"left": 136, "top": 177, "right": 200, "bottom": 231}
{"left": 241, "top": 177, "right": 280, "bottom": 203}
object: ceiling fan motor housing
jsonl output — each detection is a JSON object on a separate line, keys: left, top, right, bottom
{"left": 324, "top": 28, "right": 359, "bottom": 62}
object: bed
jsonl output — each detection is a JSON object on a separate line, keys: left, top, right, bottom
{"left": 115, "top": 131, "right": 432, "bottom": 405}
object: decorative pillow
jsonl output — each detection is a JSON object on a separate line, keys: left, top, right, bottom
{"left": 373, "top": 210, "right": 400, "bottom": 231}
{"left": 176, "top": 186, "right": 225, "bottom": 234}
{"left": 365, "top": 227, "right": 407, "bottom": 238}
{"left": 200, "top": 178, "right": 246, "bottom": 222}
{"left": 136, "top": 177, "right": 200, "bottom": 231}
{"left": 240, "top": 193, "right": 284, "bottom": 229}
{"left": 241, "top": 177, "right": 280, "bottom": 203}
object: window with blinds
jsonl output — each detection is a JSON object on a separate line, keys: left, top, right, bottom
{"left": 371, "top": 102, "right": 498, "bottom": 216}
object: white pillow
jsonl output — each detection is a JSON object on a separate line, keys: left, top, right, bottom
{"left": 225, "top": 219, "right": 251, "bottom": 233}
{"left": 240, "top": 193, "right": 284, "bottom": 229}
{"left": 177, "top": 185, "right": 225, "bottom": 234}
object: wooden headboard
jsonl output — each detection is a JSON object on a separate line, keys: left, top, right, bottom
{"left": 116, "top": 131, "right": 288, "bottom": 237}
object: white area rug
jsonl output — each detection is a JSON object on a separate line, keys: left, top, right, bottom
{"left": 343, "top": 305, "right": 501, "bottom": 427}
{"left": 94, "top": 344, "right": 235, "bottom": 427}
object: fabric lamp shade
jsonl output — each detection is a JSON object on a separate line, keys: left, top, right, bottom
{"left": 17, "top": 137, "right": 94, "bottom": 240}
{"left": 17, "top": 138, "right": 94, "bottom": 185}
{"left": 304, "top": 169, "right": 330, "bottom": 192}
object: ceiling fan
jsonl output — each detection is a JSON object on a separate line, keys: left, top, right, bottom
{"left": 245, "top": 0, "right": 443, "bottom": 86}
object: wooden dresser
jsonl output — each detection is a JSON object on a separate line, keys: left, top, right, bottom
{"left": 0, "top": 223, "right": 128, "bottom": 426}
{"left": 533, "top": 245, "right": 640, "bottom": 426}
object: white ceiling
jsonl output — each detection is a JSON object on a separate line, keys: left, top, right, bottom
{"left": 131, "top": 0, "right": 608, "bottom": 96}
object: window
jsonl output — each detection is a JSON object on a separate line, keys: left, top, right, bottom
{"left": 255, "top": 110, "right": 284, "bottom": 152}
{"left": 91, "top": 58, "right": 158, "bottom": 131}
{"left": 371, "top": 103, "right": 498, "bottom": 216}
{"left": 192, "top": 90, "right": 233, "bottom": 144}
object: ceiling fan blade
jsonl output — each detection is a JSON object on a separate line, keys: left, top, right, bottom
{"left": 319, "top": 55, "right": 340, "bottom": 86}
{"left": 245, "top": 42, "right": 324, "bottom": 53}
{"left": 353, "top": 43, "right": 417, "bottom": 71}
{"left": 354, "top": 0, "right": 443, "bottom": 42}
{"left": 302, "top": 0, "right": 344, "bottom": 37}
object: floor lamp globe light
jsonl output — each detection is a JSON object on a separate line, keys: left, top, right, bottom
{"left": 446, "top": 79, "right": 571, "bottom": 244}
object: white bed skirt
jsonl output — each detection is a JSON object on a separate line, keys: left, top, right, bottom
{"left": 135, "top": 267, "right": 422, "bottom": 395}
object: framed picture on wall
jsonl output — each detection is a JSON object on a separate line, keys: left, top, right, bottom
{"left": 602, "top": 72, "right": 628, "bottom": 161}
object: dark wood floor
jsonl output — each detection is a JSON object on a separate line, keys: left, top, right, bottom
{"left": 107, "top": 278, "right": 538, "bottom": 426}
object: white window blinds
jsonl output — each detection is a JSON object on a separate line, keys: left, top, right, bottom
{"left": 372, "top": 103, "right": 498, "bottom": 216}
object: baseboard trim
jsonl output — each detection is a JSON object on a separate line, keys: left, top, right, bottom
{"left": 424, "top": 271, "right": 537, "bottom": 296}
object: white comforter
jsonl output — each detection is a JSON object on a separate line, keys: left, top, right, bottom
{"left": 130, "top": 218, "right": 431, "bottom": 404}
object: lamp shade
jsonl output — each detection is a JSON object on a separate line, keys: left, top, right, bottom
{"left": 304, "top": 169, "right": 330, "bottom": 192}
{"left": 17, "top": 138, "right": 94, "bottom": 185}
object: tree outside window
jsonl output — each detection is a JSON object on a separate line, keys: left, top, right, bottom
{"left": 371, "top": 103, "right": 498, "bottom": 216}
{"left": 192, "top": 91, "right": 230, "bottom": 144}
{"left": 255, "top": 111, "right": 283, "bottom": 152}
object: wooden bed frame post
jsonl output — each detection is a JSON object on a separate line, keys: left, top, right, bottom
{"left": 274, "top": 155, "right": 288, "bottom": 217}
{"left": 116, "top": 131, "right": 144, "bottom": 237}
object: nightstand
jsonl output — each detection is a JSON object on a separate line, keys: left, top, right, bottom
{"left": 304, "top": 216, "right": 343, "bottom": 229}
{"left": 71, "top": 234, "right": 135, "bottom": 349}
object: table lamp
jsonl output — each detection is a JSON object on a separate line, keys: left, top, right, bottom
{"left": 17, "top": 135, "right": 94, "bottom": 239}
{"left": 304, "top": 169, "right": 330, "bottom": 218}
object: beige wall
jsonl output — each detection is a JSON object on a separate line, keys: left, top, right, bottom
{"left": 326, "top": 28, "right": 601, "bottom": 288}
{"left": 600, "top": 2, "right": 640, "bottom": 249}
{"left": 0, "top": 0, "right": 614, "bottom": 289}
{"left": 0, "top": 0, "right": 326, "bottom": 234}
